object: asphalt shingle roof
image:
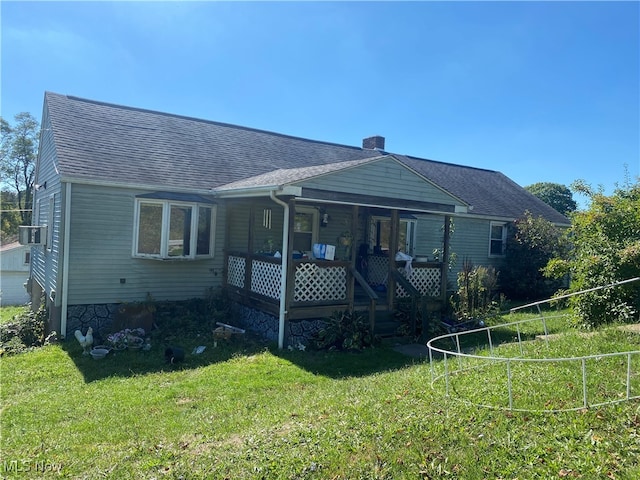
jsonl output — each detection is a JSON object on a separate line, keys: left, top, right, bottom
{"left": 43, "top": 92, "right": 569, "bottom": 224}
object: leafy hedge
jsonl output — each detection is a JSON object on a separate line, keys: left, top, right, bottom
{"left": 546, "top": 178, "right": 640, "bottom": 327}
{"left": 0, "top": 304, "right": 49, "bottom": 355}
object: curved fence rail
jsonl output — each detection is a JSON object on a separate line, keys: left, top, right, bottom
{"left": 427, "top": 278, "right": 640, "bottom": 412}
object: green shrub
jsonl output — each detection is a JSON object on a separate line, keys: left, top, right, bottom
{"left": 560, "top": 178, "right": 640, "bottom": 327}
{"left": 500, "top": 211, "right": 569, "bottom": 300}
{"left": 0, "top": 303, "right": 48, "bottom": 355}
{"left": 313, "top": 310, "right": 376, "bottom": 351}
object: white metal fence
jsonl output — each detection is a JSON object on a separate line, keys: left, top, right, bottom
{"left": 427, "top": 278, "right": 640, "bottom": 412}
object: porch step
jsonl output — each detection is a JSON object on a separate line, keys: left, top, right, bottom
{"left": 372, "top": 311, "right": 403, "bottom": 338}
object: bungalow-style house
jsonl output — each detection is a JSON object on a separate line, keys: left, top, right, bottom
{"left": 1, "top": 242, "right": 31, "bottom": 306}
{"left": 24, "top": 92, "right": 569, "bottom": 347}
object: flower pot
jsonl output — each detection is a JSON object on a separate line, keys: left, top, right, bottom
{"left": 90, "top": 348, "right": 110, "bottom": 360}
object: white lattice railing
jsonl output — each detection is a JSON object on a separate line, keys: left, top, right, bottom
{"left": 227, "top": 254, "right": 348, "bottom": 303}
{"left": 227, "top": 252, "right": 440, "bottom": 307}
{"left": 396, "top": 266, "right": 441, "bottom": 298}
{"left": 367, "top": 255, "right": 389, "bottom": 286}
{"left": 294, "top": 262, "right": 347, "bottom": 303}
{"left": 367, "top": 255, "right": 441, "bottom": 297}
{"left": 251, "top": 258, "right": 282, "bottom": 300}
{"left": 227, "top": 255, "right": 246, "bottom": 289}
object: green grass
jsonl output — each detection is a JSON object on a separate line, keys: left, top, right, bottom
{"left": 0, "top": 305, "right": 30, "bottom": 324}
{"left": 1, "top": 312, "right": 639, "bottom": 479}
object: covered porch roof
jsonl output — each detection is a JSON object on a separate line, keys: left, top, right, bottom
{"left": 214, "top": 154, "right": 470, "bottom": 215}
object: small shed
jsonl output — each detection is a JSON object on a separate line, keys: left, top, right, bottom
{"left": 1, "top": 242, "right": 31, "bottom": 306}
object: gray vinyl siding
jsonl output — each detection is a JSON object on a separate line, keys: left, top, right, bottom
{"left": 413, "top": 214, "right": 448, "bottom": 260}
{"left": 66, "top": 184, "right": 225, "bottom": 305}
{"left": 297, "top": 158, "right": 464, "bottom": 208}
{"left": 411, "top": 214, "right": 507, "bottom": 286}
{"left": 226, "top": 202, "right": 253, "bottom": 253}
{"left": 31, "top": 106, "right": 63, "bottom": 303}
{"left": 226, "top": 200, "right": 286, "bottom": 254}
{"left": 226, "top": 199, "right": 357, "bottom": 260}
{"left": 447, "top": 216, "right": 507, "bottom": 280}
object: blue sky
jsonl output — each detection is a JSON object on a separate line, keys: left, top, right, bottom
{"left": 2, "top": 1, "right": 638, "bottom": 205}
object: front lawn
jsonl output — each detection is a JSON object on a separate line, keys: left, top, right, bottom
{"left": 0, "top": 305, "right": 30, "bottom": 324}
{"left": 1, "top": 312, "right": 639, "bottom": 479}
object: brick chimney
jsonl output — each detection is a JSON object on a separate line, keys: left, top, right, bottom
{"left": 362, "top": 135, "right": 385, "bottom": 150}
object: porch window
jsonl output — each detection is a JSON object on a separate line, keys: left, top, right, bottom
{"left": 134, "top": 199, "right": 216, "bottom": 259}
{"left": 369, "top": 216, "right": 416, "bottom": 256}
{"left": 293, "top": 207, "right": 318, "bottom": 253}
{"left": 489, "top": 222, "right": 507, "bottom": 257}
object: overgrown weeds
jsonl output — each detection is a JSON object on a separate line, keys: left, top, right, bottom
{"left": 312, "top": 309, "right": 377, "bottom": 351}
{"left": 0, "top": 302, "right": 51, "bottom": 355}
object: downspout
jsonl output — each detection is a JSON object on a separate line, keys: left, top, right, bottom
{"left": 269, "top": 190, "right": 290, "bottom": 350}
{"left": 60, "top": 182, "right": 71, "bottom": 339}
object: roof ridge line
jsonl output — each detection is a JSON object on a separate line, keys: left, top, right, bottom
{"left": 54, "top": 92, "right": 367, "bottom": 153}
{"left": 402, "top": 154, "right": 500, "bottom": 174}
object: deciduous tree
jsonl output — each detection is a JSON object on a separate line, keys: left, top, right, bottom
{"left": 0, "top": 112, "right": 40, "bottom": 227}
{"left": 525, "top": 182, "right": 577, "bottom": 215}
{"left": 545, "top": 177, "right": 640, "bottom": 327}
{"left": 500, "top": 211, "right": 569, "bottom": 300}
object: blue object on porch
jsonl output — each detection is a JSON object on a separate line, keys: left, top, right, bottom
{"left": 313, "top": 243, "right": 326, "bottom": 259}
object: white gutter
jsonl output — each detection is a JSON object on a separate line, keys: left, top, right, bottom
{"left": 269, "top": 190, "right": 290, "bottom": 350}
{"left": 217, "top": 185, "right": 301, "bottom": 198}
{"left": 60, "top": 182, "right": 71, "bottom": 339}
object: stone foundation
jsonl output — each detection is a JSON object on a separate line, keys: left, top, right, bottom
{"left": 66, "top": 303, "right": 120, "bottom": 341}
{"left": 66, "top": 301, "right": 327, "bottom": 348}
{"left": 232, "top": 304, "right": 326, "bottom": 348}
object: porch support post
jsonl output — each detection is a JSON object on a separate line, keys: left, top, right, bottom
{"left": 348, "top": 205, "right": 358, "bottom": 310}
{"left": 387, "top": 209, "right": 400, "bottom": 308}
{"left": 441, "top": 215, "right": 451, "bottom": 303}
{"left": 223, "top": 202, "right": 232, "bottom": 288}
{"left": 243, "top": 203, "right": 255, "bottom": 304}
{"left": 246, "top": 202, "right": 255, "bottom": 255}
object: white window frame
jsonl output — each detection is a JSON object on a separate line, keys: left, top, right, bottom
{"left": 488, "top": 221, "right": 507, "bottom": 257}
{"left": 133, "top": 199, "right": 216, "bottom": 260}
{"left": 292, "top": 206, "right": 319, "bottom": 253}
{"left": 369, "top": 216, "right": 417, "bottom": 256}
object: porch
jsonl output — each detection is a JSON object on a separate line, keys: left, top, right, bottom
{"left": 225, "top": 251, "right": 446, "bottom": 336}
{"left": 221, "top": 195, "right": 454, "bottom": 347}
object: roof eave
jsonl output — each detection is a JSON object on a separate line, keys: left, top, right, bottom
{"left": 214, "top": 185, "right": 303, "bottom": 198}
{"left": 59, "top": 176, "right": 217, "bottom": 196}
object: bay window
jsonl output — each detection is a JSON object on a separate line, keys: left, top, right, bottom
{"left": 134, "top": 196, "right": 215, "bottom": 259}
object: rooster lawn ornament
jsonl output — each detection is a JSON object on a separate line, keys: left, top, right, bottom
{"left": 74, "top": 327, "right": 94, "bottom": 355}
